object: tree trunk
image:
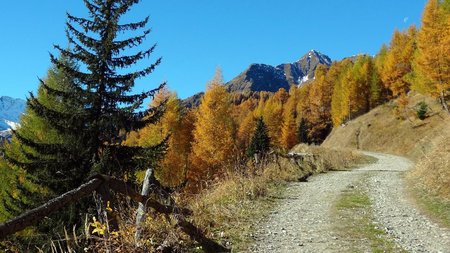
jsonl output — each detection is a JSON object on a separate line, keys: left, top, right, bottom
{"left": 440, "top": 90, "right": 449, "bottom": 114}
{"left": 135, "top": 168, "right": 153, "bottom": 244}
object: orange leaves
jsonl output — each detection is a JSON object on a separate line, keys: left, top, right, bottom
{"left": 380, "top": 26, "right": 417, "bottom": 97}
{"left": 189, "top": 70, "right": 235, "bottom": 183}
{"left": 413, "top": 0, "right": 450, "bottom": 112}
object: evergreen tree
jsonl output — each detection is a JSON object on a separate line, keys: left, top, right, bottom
{"left": 247, "top": 117, "right": 270, "bottom": 160}
{"left": 5, "top": 0, "right": 166, "bottom": 228}
{"left": 297, "top": 118, "right": 309, "bottom": 144}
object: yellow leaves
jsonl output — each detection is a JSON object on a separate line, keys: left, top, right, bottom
{"left": 192, "top": 74, "right": 234, "bottom": 167}
{"left": 90, "top": 216, "right": 106, "bottom": 236}
{"left": 106, "top": 201, "right": 113, "bottom": 212}
{"left": 90, "top": 215, "right": 120, "bottom": 237}
{"left": 413, "top": 0, "right": 450, "bottom": 100}
{"left": 381, "top": 26, "right": 416, "bottom": 97}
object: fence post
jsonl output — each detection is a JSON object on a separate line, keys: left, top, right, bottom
{"left": 135, "top": 168, "right": 153, "bottom": 244}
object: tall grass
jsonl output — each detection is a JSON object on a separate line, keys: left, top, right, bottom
{"left": 189, "top": 145, "right": 364, "bottom": 251}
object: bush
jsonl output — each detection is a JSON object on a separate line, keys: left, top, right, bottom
{"left": 416, "top": 101, "right": 428, "bottom": 120}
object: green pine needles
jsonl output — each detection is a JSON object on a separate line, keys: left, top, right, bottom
{"left": 247, "top": 117, "right": 270, "bottom": 159}
{"left": 4, "top": 0, "right": 166, "bottom": 229}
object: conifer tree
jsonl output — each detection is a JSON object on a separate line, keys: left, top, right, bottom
{"left": 307, "top": 64, "right": 334, "bottom": 143}
{"left": 261, "top": 88, "right": 287, "bottom": 146}
{"left": 124, "top": 88, "right": 193, "bottom": 187}
{"left": 381, "top": 26, "right": 417, "bottom": 97}
{"left": 280, "top": 88, "right": 298, "bottom": 150}
{"left": 330, "top": 59, "right": 354, "bottom": 126}
{"left": 247, "top": 117, "right": 270, "bottom": 162}
{"left": 189, "top": 69, "right": 234, "bottom": 185}
{"left": 297, "top": 118, "right": 309, "bottom": 144}
{"left": 5, "top": 0, "right": 166, "bottom": 226}
{"left": 413, "top": 0, "right": 450, "bottom": 113}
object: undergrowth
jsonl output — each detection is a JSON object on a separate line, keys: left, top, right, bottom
{"left": 2, "top": 145, "right": 363, "bottom": 252}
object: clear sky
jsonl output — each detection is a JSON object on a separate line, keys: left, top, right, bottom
{"left": 0, "top": 0, "right": 427, "bottom": 100}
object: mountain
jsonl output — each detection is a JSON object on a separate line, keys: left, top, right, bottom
{"left": 0, "top": 96, "right": 26, "bottom": 131}
{"left": 227, "top": 50, "right": 331, "bottom": 93}
{"left": 277, "top": 50, "right": 332, "bottom": 86}
{"left": 227, "top": 64, "right": 290, "bottom": 93}
{"left": 183, "top": 50, "right": 332, "bottom": 107}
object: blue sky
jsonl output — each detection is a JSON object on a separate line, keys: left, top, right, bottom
{"left": 0, "top": 0, "right": 427, "bottom": 100}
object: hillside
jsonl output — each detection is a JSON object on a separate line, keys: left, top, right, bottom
{"left": 323, "top": 93, "right": 450, "bottom": 221}
{"left": 322, "top": 93, "right": 450, "bottom": 160}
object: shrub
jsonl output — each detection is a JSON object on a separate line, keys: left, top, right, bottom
{"left": 416, "top": 101, "right": 428, "bottom": 120}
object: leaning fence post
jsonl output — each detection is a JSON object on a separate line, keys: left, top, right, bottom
{"left": 135, "top": 168, "right": 154, "bottom": 244}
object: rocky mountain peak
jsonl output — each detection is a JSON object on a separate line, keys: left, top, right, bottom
{"left": 299, "top": 50, "right": 332, "bottom": 66}
{"left": 183, "top": 50, "right": 333, "bottom": 107}
{"left": 0, "top": 96, "right": 26, "bottom": 131}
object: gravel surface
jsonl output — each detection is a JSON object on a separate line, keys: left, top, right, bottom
{"left": 250, "top": 152, "right": 450, "bottom": 253}
{"left": 365, "top": 152, "right": 450, "bottom": 253}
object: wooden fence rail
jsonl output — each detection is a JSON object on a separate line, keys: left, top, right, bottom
{"left": 0, "top": 174, "right": 230, "bottom": 252}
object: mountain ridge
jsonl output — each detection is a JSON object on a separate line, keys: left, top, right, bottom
{"left": 183, "top": 50, "right": 332, "bottom": 107}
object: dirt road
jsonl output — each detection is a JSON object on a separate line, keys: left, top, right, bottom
{"left": 250, "top": 152, "right": 450, "bottom": 252}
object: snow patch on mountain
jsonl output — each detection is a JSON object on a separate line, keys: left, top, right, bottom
{"left": 0, "top": 96, "right": 26, "bottom": 131}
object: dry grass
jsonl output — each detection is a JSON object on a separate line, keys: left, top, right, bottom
{"left": 188, "top": 145, "right": 364, "bottom": 251}
{"left": 323, "top": 92, "right": 450, "bottom": 227}
{"left": 409, "top": 136, "right": 450, "bottom": 200}
{"left": 323, "top": 92, "right": 449, "bottom": 160}
{"left": 4, "top": 146, "right": 364, "bottom": 252}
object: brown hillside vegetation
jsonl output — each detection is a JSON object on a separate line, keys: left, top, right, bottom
{"left": 323, "top": 93, "right": 449, "bottom": 159}
{"left": 323, "top": 92, "right": 450, "bottom": 202}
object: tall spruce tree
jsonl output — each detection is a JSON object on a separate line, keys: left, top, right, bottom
{"left": 247, "top": 117, "right": 270, "bottom": 161}
{"left": 297, "top": 118, "right": 309, "bottom": 144}
{"left": 5, "top": 0, "right": 166, "bottom": 227}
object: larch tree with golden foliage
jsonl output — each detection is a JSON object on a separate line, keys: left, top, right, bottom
{"left": 261, "top": 88, "right": 288, "bottom": 147}
{"left": 307, "top": 64, "right": 334, "bottom": 143}
{"left": 189, "top": 69, "right": 235, "bottom": 186}
{"left": 330, "top": 59, "right": 354, "bottom": 126}
{"left": 381, "top": 26, "right": 417, "bottom": 97}
{"left": 413, "top": 0, "right": 450, "bottom": 113}
{"left": 280, "top": 87, "right": 298, "bottom": 149}
{"left": 123, "top": 87, "right": 193, "bottom": 187}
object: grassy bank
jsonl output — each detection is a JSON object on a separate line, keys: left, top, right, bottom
{"left": 189, "top": 145, "right": 364, "bottom": 251}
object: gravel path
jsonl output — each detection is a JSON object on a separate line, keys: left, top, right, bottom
{"left": 365, "top": 152, "right": 450, "bottom": 253}
{"left": 250, "top": 152, "right": 450, "bottom": 253}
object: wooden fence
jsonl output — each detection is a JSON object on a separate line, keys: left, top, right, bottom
{"left": 0, "top": 174, "right": 230, "bottom": 252}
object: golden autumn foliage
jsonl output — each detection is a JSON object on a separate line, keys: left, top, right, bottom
{"left": 124, "top": 87, "right": 192, "bottom": 187}
{"left": 120, "top": 0, "right": 448, "bottom": 193}
{"left": 260, "top": 88, "right": 288, "bottom": 146}
{"left": 189, "top": 69, "right": 235, "bottom": 185}
{"left": 380, "top": 26, "right": 417, "bottom": 97}
{"left": 413, "top": 0, "right": 450, "bottom": 112}
{"left": 280, "top": 88, "right": 298, "bottom": 149}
